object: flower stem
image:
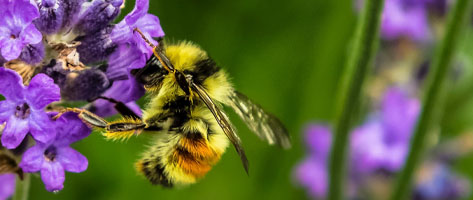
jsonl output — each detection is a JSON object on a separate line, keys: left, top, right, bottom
{"left": 327, "top": 0, "right": 384, "bottom": 199}
{"left": 13, "top": 173, "right": 30, "bottom": 200}
{"left": 390, "top": 0, "right": 473, "bottom": 199}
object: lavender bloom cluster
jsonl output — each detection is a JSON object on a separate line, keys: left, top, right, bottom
{"left": 0, "top": 0, "right": 164, "bottom": 194}
{"left": 294, "top": 87, "right": 470, "bottom": 199}
{"left": 357, "top": 0, "right": 446, "bottom": 41}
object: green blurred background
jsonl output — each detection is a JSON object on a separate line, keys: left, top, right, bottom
{"left": 30, "top": 0, "right": 357, "bottom": 199}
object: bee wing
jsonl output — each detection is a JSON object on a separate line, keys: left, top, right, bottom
{"left": 228, "top": 91, "right": 291, "bottom": 149}
{"left": 190, "top": 83, "right": 249, "bottom": 174}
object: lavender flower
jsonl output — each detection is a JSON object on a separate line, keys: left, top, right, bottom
{"left": 20, "top": 112, "right": 91, "bottom": 192}
{"left": 0, "top": 0, "right": 164, "bottom": 193}
{"left": 351, "top": 88, "right": 419, "bottom": 173}
{"left": 356, "top": 0, "right": 432, "bottom": 41}
{"left": 381, "top": 0, "right": 431, "bottom": 41}
{"left": 414, "top": 162, "right": 471, "bottom": 200}
{"left": 97, "top": 0, "right": 164, "bottom": 115}
{"left": 0, "top": 68, "right": 60, "bottom": 149}
{"left": 0, "top": 173, "right": 15, "bottom": 200}
{"left": 294, "top": 87, "right": 420, "bottom": 198}
{"left": 107, "top": 0, "right": 164, "bottom": 86}
{"left": 0, "top": 0, "right": 42, "bottom": 61}
{"left": 294, "top": 125, "right": 331, "bottom": 198}
{"left": 75, "top": 0, "right": 123, "bottom": 34}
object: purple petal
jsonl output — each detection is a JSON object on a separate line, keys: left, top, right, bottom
{"left": 20, "top": 144, "right": 46, "bottom": 172}
{"left": 20, "top": 23, "right": 42, "bottom": 45}
{"left": 135, "top": 14, "right": 165, "bottom": 38}
{"left": 25, "top": 74, "right": 60, "bottom": 109}
{"left": 124, "top": 0, "right": 149, "bottom": 25}
{"left": 40, "top": 161, "right": 65, "bottom": 192}
{"left": 294, "top": 158, "right": 328, "bottom": 198}
{"left": 350, "top": 121, "right": 387, "bottom": 173}
{"left": 77, "top": 25, "right": 116, "bottom": 64}
{"left": 381, "top": 87, "right": 420, "bottom": 143}
{"left": 304, "top": 124, "right": 332, "bottom": 160}
{"left": 0, "top": 68, "right": 24, "bottom": 101}
{"left": 110, "top": 20, "right": 132, "bottom": 44}
{"left": 54, "top": 112, "right": 91, "bottom": 145}
{"left": 1, "top": 116, "right": 29, "bottom": 149}
{"left": 75, "top": 0, "right": 122, "bottom": 34}
{"left": 60, "top": 0, "right": 86, "bottom": 29}
{"left": 0, "top": 174, "right": 15, "bottom": 200}
{"left": 12, "top": 0, "right": 40, "bottom": 22}
{"left": 133, "top": 31, "right": 155, "bottom": 56}
{"left": 28, "top": 110, "right": 56, "bottom": 144}
{"left": 382, "top": 143, "right": 408, "bottom": 171}
{"left": 0, "top": 100, "right": 15, "bottom": 123}
{"left": 107, "top": 43, "right": 147, "bottom": 80}
{"left": 57, "top": 147, "right": 88, "bottom": 173}
{"left": 34, "top": 0, "right": 64, "bottom": 34}
{"left": 101, "top": 79, "right": 145, "bottom": 105}
{"left": 19, "top": 42, "right": 45, "bottom": 65}
{"left": 380, "top": 0, "right": 430, "bottom": 41}
{"left": 1, "top": 38, "right": 23, "bottom": 61}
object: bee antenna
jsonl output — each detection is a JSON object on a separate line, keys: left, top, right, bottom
{"left": 133, "top": 27, "right": 155, "bottom": 49}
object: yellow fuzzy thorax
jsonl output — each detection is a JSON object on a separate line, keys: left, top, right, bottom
{"left": 165, "top": 41, "right": 208, "bottom": 71}
{"left": 143, "top": 42, "right": 234, "bottom": 121}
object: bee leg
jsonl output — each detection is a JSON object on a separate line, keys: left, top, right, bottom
{"left": 54, "top": 108, "right": 146, "bottom": 140}
{"left": 104, "top": 119, "right": 147, "bottom": 141}
{"left": 53, "top": 108, "right": 108, "bottom": 128}
{"left": 94, "top": 96, "right": 141, "bottom": 119}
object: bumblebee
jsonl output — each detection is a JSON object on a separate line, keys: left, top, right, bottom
{"left": 58, "top": 28, "right": 290, "bottom": 187}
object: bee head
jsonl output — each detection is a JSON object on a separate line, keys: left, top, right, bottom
{"left": 131, "top": 56, "right": 170, "bottom": 90}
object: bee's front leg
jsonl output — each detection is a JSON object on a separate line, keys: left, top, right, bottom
{"left": 53, "top": 108, "right": 108, "bottom": 128}
{"left": 54, "top": 108, "right": 147, "bottom": 141}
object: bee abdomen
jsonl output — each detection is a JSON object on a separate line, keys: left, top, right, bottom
{"left": 135, "top": 159, "right": 173, "bottom": 187}
{"left": 170, "top": 134, "right": 221, "bottom": 179}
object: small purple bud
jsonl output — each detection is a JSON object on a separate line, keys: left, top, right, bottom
{"left": 19, "top": 42, "right": 45, "bottom": 65}
{"left": 34, "top": 0, "right": 65, "bottom": 34}
{"left": 60, "top": 0, "right": 86, "bottom": 30}
{"left": 41, "top": 60, "right": 68, "bottom": 87}
{"left": 60, "top": 67, "right": 111, "bottom": 101}
{"left": 42, "top": 61, "right": 111, "bottom": 101}
{"left": 75, "top": 0, "right": 123, "bottom": 34}
{"left": 76, "top": 25, "right": 117, "bottom": 64}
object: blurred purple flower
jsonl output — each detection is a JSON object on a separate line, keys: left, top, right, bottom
{"left": 294, "top": 87, "right": 420, "bottom": 198}
{"left": 295, "top": 125, "right": 331, "bottom": 198}
{"left": 381, "top": 0, "right": 431, "bottom": 41}
{"left": 414, "top": 162, "right": 471, "bottom": 200}
{"left": 20, "top": 112, "right": 91, "bottom": 192}
{"left": 0, "top": 0, "right": 42, "bottom": 61}
{"left": 0, "top": 68, "right": 60, "bottom": 149}
{"left": 0, "top": 173, "right": 15, "bottom": 200}
{"left": 351, "top": 88, "right": 420, "bottom": 173}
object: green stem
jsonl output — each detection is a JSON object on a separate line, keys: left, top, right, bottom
{"left": 390, "top": 0, "right": 473, "bottom": 199}
{"left": 327, "top": 0, "right": 384, "bottom": 199}
{"left": 13, "top": 173, "right": 30, "bottom": 200}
